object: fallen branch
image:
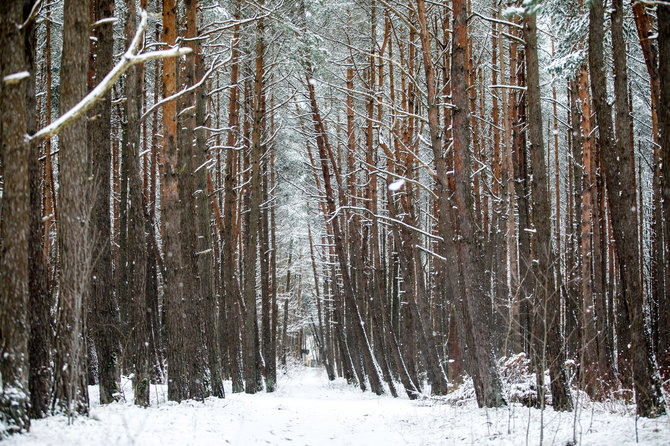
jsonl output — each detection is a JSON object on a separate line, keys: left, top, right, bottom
{"left": 29, "top": 9, "right": 192, "bottom": 144}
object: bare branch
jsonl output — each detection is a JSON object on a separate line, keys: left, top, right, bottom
{"left": 29, "top": 10, "right": 192, "bottom": 144}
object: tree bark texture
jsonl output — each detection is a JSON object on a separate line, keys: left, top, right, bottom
{"left": 89, "top": 0, "right": 121, "bottom": 405}
{"left": 53, "top": 0, "right": 91, "bottom": 416}
{"left": 448, "top": 0, "right": 505, "bottom": 408}
{"left": 589, "top": 0, "right": 664, "bottom": 417}
{"left": 523, "top": 11, "right": 572, "bottom": 412}
{"left": 0, "top": 0, "right": 31, "bottom": 432}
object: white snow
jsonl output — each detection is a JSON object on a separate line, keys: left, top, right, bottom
{"left": 5, "top": 367, "right": 669, "bottom": 445}
{"left": 388, "top": 179, "right": 406, "bottom": 191}
{"left": 3, "top": 72, "right": 30, "bottom": 85}
{"left": 92, "top": 17, "right": 118, "bottom": 27}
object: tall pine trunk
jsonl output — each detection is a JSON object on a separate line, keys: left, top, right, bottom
{"left": 53, "top": 0, "right": 91, "bottom": 416}
{"left": 25, "top": 0, "right": 51, "bottom": 419}
{"left": 523, "top": 10, "right": 572, "bottom": 412}
{"left": 447, "top": 0, "right": 505, "bottom": 408}
{"left": 89, "top": 0, "right": 121, "bottom": 405}
{"left": 589, "top": 0, "right": 664, "bottom": 417}
{"left": 125, "top": 0, "right": 149, "bottom": 407}
{"left": 657, "top": 0, "right": 670, "bottom": 388}
{"left": 0, "top": 0, "right": 31, "bottom": 432}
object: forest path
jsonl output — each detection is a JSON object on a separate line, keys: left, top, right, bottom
{"left": 6, "top": 367, "right": 669, "bottom": 445}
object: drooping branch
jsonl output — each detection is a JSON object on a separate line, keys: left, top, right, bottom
{"left": 29, "top": 9, "right": 192, "bottom": 144}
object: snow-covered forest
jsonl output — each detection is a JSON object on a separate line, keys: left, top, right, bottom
{"left": 1, "top": 0, "right": 670, "bottom": 443}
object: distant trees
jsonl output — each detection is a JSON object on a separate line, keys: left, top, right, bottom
{"left": 291, "top": 0, "right": 667, "bottom": 418}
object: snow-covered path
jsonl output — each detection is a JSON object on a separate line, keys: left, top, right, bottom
{"left": 7, "top": 367, "right": 670, "bottom": 445}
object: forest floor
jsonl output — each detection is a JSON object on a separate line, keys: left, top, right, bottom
{"left": 6, "top": 365, "right": 670, "bottom": 445}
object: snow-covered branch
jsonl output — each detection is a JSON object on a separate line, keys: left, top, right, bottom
{"left": 20, "top": 0, "right": 43, "bottom": 30}
{"left": 29, "top": 10, "right": 192, "bottom": 144}
{"left": 140, "top": 56, "right": 228, "bottom": 122}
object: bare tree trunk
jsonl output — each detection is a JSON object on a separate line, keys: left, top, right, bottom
{"left": 178, "top": 0, "right": 207, "bottom": 401}
{"left": 222, "top": 0, "right": 243, "bottom": 394}
{"left": 125, "top": 0, "right": 149, "bottom": 407}
{"left": 89, "top": 0, "right": 121, "bottom": 404}
{"left": 161, "top": 0, "right": 187, "bottom": 402}
{"left": 244, "top": 5, "right": 265, "bottom": 394}
{"left": 565, "top": 80, "right": 582, "bottom": 361}
{"left": 512, "top": 41, "right": 532, "bottom": 354}
{"left": 25, "top": 0, "right": 51, "bottom": 419}
{"left": 443, "top": 0, "right": 505, "bottom": 408}
{"left": 269, "top": 138, "right": 278, "bottom": 390}
{"left": 657, "top": 1, "right": 670, "bottom": 388}
{"left": 589, "top": 0, "right": 664, "bottom": 417}
{"left": 577, "top": 64, "right": 600, "bottom": 397}
{"left": 0, "top": 0, "right": 31, "bottom": 432}
{"left": 261, "top": 143, "right": 274, "bottom": 391}
{"left": 53, "top": 0, "right": 91, "bottom": 416}
{"left": 523, "top": 10, "right": 572, "bottom": 412}
{"left": 609, "top": 0, "right": 632, "bottom": 389}
{"left": 189, "top": 0, "right": 224, "bottom": 399}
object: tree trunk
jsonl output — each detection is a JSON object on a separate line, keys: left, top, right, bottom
{"left": 161, "top": 0, "right": 187, "bottom": 403}
{"left": 244, "top": 6, "right": 265, "bottom": 394}
{"left": 89, "top": 0, "right": 121, "bottom": 405}
{"left": 657, "top": 0, "right": 670, "bottom": 388}
{"left": 222, "top": 0, "right": 243, "bottom": 394}
{"left": 25, "top": 0, "right": 51, "bottom": 419}
{"left": 0, "top": 0, "right": 31, "bottom": 432}
{"left": 178, "top": 0, "right": 207, "bottom": 401}
{"left": 577, "top": 64, "right": 601, "bottom": 397}
{"left": 125, "top": 0, "right": 149, "bottom": 407}
{"left": 523, "top": 10, "right": 572, "bottom": 412}
{"left": 53, "top": 0, "right": 91, "bottom": 416}
{"left": 445, "top": 0, "right": 505, "bottom": 408}
{"left": 512, "top": 41, "right": 532, "bottom": 354}
{"left": 589, "top": 0, "right": 664, "bottom": 417}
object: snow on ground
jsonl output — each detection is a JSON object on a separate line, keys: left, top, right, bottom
{"left": 7, "top": 367, "right": 670, "bottom": 446}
